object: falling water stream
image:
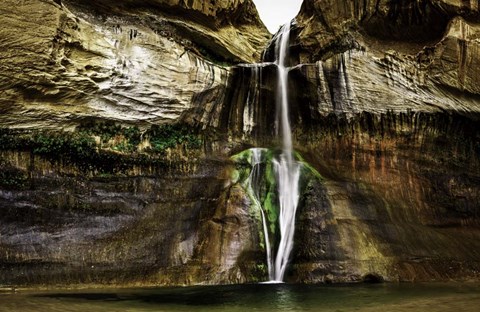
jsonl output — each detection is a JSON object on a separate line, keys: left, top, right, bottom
{"left": 246, "top": 21, "right": 301, "bottom": 283}
{"left": 271, "top": 22, "right": 301, "bottom": 282}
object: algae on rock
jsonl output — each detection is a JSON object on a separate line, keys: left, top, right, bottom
{"left": 231, "top": 148, "right": 323, "bottom": 281}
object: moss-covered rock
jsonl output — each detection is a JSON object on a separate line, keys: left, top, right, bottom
{"left": 230, "top": 147, "right": 323, "bottom": 278}
{"left": 0, "top": 123, "right": 203, "bottom": 174}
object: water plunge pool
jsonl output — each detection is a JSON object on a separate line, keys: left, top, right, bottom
{"left": 1, "top": 283, "right": 479, "bottom": 312}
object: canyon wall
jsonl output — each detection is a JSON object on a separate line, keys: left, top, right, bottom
{"left": 1, "top": 0, "right": 479, "bottom": 287}
{"left": 284, "top": 0, "right": 480, "bottom": 282}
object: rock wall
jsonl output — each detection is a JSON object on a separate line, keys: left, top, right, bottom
{"left": 1, "top": 0, "right": 480, "bottom": 287}
{"left": 0, "top": 0, "right": 269, "bottom": 130}
{"left": 193, "top": 0, "right": 480, "bottom": 283}
{"left": 292, "top": 0, "right": 480, "bottom": 62}
{"left": 280, "top": 0, "right": 480, "bottom": 283}
{"left": 289, "top": 112, "right": 480, "bottom": 282}
{"left": 0, "top": 147, "right": 266, "bottom": 286}
{"left": 0, "top": 0, "right": 269, "bottom": 287}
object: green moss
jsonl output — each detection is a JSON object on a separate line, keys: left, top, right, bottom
{"left": 0, "top": 162, "right": 28, "bottom": 190}
{"left": 230, "top": 149, "right": 252, "bottom": 164}
{"left": 146, "top": 124, "right": 202, "bottom": 154}
{"left": 77, "top": 122, "right": 202, "bottom": 154}
{"left": 263, "top": 192, "right": 278, "bottom": 233}
{"left": 0, "top": 123, "right": 202, "bottom": 175}
{"left": 32, "top": 132, "right": 97, "bottom": 160}
{"left": 0, "top": 128, "right": 32, "bottom": 150}
{"left": 78, "top": 121, "right": 122, "bottom": 144}
{"left": 231, "top": 168, "right": 241, "bottom": 184}
{"left": 122, "top": 126, "right": 141, "bottom": 147}
{"left": 263, "top": 152, "right": 279, "bottom": 232}
{"left": 295, "top": 151, "right": 324, "bottom": 180}
{"left": 78, "top": 121, "right": 141, "bottom": 152}
{"left": 231, "top": 148, "right": 324, "bottom": 264}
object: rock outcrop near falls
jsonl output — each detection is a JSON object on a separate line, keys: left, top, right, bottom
{"left": 201, "top": 0, "right": 480, "bottom": 283}
{"left": 0, "top": 0, "right": 270, "bottom": 287}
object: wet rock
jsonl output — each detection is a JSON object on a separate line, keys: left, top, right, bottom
{"left": 289, "top": 112, "right": 480, "bottom": 283}
{"left": 293, "top": 0, "right": 480, "bottom": 62}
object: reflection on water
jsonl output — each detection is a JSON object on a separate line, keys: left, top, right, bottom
{"left": 1, "top": 283, "right": 480, "bottom": 312}
{"left": 275, "top": 286, "right": 297, "bottom": 311}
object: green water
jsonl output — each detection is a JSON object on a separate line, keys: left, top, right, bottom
{"left": 1, "top": 283, "right": 479, "bottom": 312}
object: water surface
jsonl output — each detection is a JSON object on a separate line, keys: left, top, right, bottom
{"left": 1, "top": 283, "right": 479, "bottom": 312}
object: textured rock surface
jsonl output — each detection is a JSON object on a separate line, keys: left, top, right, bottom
{"left": 196, "top": 0, "right": 480, "bottom": 283}
{"left": 66, "top": 0, "right": 270, "bottom": 63}
{"left": 276, "top": 0, "right": 480, "bottom": 283}
{"left": 0, "top": 0, "right": 269, "bottom": 287}
{"left": 259, "top": 0, "right": 480, "bottom": 119}
{"left": 289, "top": 112, "right": 480, "bottom": 283}
{"left": 0, "top": 149, "right": 264, "bottom": 286}
{"left": 0, "top": 0, "right": 269, "bottom": 130}
{"left": 195, "top": 4, "right": 480, "bottom": 143}
{"left": 292, "top": 0, "right": 480, "bottom": 62}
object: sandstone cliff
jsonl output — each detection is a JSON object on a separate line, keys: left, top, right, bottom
{"left": 188, "top": 0, "right": 480, "bottom": 283}
{"left": 1, "top": 0, "right": 480, "bottom": 287}
{"left": 263, "top": 0, "right": 480, "bottom": 117}
{"left": 281, "top": 0, "right": 480, "bottom": 283}
{"left": 0, "top": 0, "right": 271, "bottom": 287}
{"left": 0, "top": 0, "right": 269, "bottom": 130}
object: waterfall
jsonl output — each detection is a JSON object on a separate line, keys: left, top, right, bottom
{"left": 271, "top": 21, "right": 301, "bottom": 282}
{"left": 242, "top": 21, "right": 301, "bottom": 283}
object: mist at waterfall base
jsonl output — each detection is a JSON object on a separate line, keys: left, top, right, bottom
{"left": 2, "top": 283, "right": 480, "bottom": 312}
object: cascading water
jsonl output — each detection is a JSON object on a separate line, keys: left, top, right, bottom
{"left": 241, "top": 21, "right": 301, "bottom": 283}
{"left": 271, "top": 21, "right": 301, "bottom": 282}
